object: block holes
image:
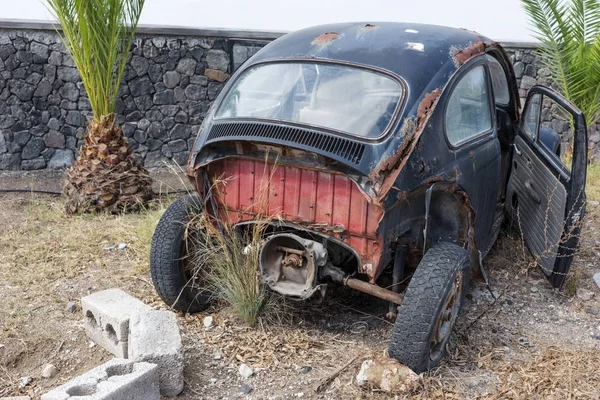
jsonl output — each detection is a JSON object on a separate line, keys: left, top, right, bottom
{"left": 86, "top": 310, "right": 98, "bottom": 328}
{"left": 105, "top": 323, "right": 118, "bottom": 346}
{"left": 106, "top": 363, "right": 134, "bottom": 377}
{"left": 67, "top": 383, "right": 98, "bottom": 396}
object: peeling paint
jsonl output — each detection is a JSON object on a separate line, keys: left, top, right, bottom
{"left": 451, "top": 38, "right": 498, "bottom": 67}
{"left": 312, "top": 32, "right": 341, "bottom": 46}
{"left": 369, "top": 88, "right": 442, "bottom": 201}
{"left": 361, "top": 23, "right": 379, "bottom": 30}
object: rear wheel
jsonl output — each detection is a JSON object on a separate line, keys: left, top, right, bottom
{"left": 150, "top": 194, "right": 210, "bottom": 313}
{"left": 388, "top": 242, "right": 470, "bottom": 373}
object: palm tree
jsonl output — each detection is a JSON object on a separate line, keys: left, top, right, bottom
{"left": 47, "top": 0, "right": 152, "bottom": 213}
{"left": 522, "top": 0, "right": 600, "bottom": 137}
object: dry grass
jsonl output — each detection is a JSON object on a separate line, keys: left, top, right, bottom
{"left": 587, "top": 163, "right": 600, "bottom": 203}
{"left": 188, "top": 213, "right": 270, "bottom": 327}
{"left": 1, "top": 192, "right": 600, "bottom": 399}
{"left": 0, "top": 195, "right": 170, "bottom": 344}
{"left": 0, "top": 196, "right": 167, "bottom": 280}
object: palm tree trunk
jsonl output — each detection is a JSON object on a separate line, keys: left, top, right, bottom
{"left": 63, "top": 115, "right": 152, "bottom": 214}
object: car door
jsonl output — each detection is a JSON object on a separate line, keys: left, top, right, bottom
{"left": 506, "top": 86, "right": 587, "bottom": 288}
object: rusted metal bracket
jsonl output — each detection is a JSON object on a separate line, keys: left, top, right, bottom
{"left": 422, "top": 183, "right": 438, "bottom": 252}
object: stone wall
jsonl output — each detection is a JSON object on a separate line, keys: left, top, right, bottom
{"left": 0, "top": 21, "right": 278, "bottom": 170}
{"left": 0, "top": 21, "right": 597, "bottom": 171}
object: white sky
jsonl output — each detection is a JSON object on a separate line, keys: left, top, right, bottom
{"left": 1, "top": 0, "right": 535, "bottom": 42}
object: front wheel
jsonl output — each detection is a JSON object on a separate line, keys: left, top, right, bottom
{"left": 388, "top": 242, "right": 471, "bottom": 373}
{"left": 150, "top": 194, "right": 210, "bottom": 313}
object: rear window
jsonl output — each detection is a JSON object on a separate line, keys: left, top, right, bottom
{"left": 214, "top": 62, "right": 403, "bottom": 138}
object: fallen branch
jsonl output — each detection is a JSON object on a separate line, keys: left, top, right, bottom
{"left": 314, "top": 354, "right": 359, "bottom": 393}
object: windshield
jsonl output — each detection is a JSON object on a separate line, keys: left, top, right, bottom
{"left": 214, "top": 62, "right": 403, "bottom": 138}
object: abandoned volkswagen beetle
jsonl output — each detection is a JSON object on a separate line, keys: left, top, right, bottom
{"left": 150, "top": 22, "right": 588, "bottom": 372}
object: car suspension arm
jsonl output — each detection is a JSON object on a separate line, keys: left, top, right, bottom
{"left": 321, "top": 264, "right": 404, "bottom": 305}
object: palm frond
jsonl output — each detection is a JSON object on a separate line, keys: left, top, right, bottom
{"left": 46, "top": 0, "right": 145, "bottom": 121}
{"left": 522, "top": 0, "right": 573, "bottom": 99}
{"left": 522, "top": 0, "right": 600, "bottom": 130}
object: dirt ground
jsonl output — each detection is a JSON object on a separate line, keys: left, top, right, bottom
{"left": 1, "top": 170, "right": 600, "bottom": 399}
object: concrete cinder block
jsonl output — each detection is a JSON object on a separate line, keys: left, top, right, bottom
{"left": 128, "top": 309, "right": 184, "bottom": 396}
{"left": 81, "top": 288, "right": 150, "bottom": 358}
{"left": 40, "top": 358, "right": 159, "bottom": 400}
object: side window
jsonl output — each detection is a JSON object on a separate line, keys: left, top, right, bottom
{"left": 521, "top": 92, "right": 573, "bottom": 171}
{"left": 487, "top": 56, "right": 510, "bottom": 105}
{"left": 523, "top": 93, "right": 541, "bottom": 139}
{"left": 446, "top": 65, "right": 492, "bottom": 146}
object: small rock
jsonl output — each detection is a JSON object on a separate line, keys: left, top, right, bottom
{"left": 577, "top": 288, "right": 595, "bottom": 302}
{"left": 203, "top": 316, "right": 214, "bottom": 328}
{"left": 209, "top": 378, "right": 217, "bottom": 385}
{"left": 299, "top": 366, "right": 312, "bottom": 374}
{"left": 593, "top": 272, "right": 600, "bottom": 291}
{"left": 64, "top": 301, "right": 77, "bottom": 313}
{"left": 356, "top": 358, "right": 419, "bottom": 393}
{"left": 295, "top": 392, "right": 305, "bottom": 398}
{"left": 41, "top": 363, "right": 58, "bottom": 378}
{"left": 19, "top": 376, "right": 32, "bottom": 388}
{"left": 239, "top": 363, "right": 253, "bottom": 378}
{"left": 117, "top": 243, "right": 127, "bottom": 250}
{"left": 587, "top": 308, "right": 599, "bottom": 316}
{"left": 239, "top": 385, "right": 253, "bottom": 394}
{"left": 517, "top": 336, "right": 534, "bottom": 347}
{"left": 530, "top": 286, "right": 538, "bottom": 293}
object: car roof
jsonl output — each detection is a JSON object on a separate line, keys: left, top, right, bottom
{"left": 248, "top": 22, "right": 494, "bottom": 112}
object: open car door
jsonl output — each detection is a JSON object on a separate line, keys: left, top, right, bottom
{"left": 506, "top": 86, "right": 587, "bottom": 288}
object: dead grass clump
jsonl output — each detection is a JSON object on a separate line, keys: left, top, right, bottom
{"left": 189, "top": 215, "right": 270, "bottom": 327}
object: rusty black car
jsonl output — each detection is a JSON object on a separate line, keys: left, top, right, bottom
{"left": 150, "top": 22, "right": 588, "bottom": 372}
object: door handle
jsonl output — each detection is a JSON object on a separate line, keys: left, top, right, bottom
{"left": 513, "top": 144, "right": 522, "bottom": 156}
{"left": 524, "top": 180, "right": 541, "bottom": 204}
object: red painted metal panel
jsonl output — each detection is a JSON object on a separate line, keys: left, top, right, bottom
{"left": 315, "top": 172, "right": 334, "bottom": 225}
{"left": 332, "top": 174, "right": 351, "bottom": 229}
{"left": 298, "top": 169, "right": 316, "bottom": 221}
{"left": 283, "top": 166, "right": 300, "bottom": 219}
{"left": 208, "top": 158, "right": 383, "bottom": 271}
{"left": 269, "top": 166, "right": 285, "bottom": 216}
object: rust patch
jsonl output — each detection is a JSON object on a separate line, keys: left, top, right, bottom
{"left": 424, "top": 166, "right": 460, "bottom": 185}
{"left": 369, "top": 88, "right": 442, "bottom": 199}
{"left": 417, "top": 89, "right": 442, "bottom": 126}
{"left": 312, "top": 32, "right": 340, "bottom": 45}
{"left": 452, "top": 38, "right": 499, "bottom": 67}
{"left": 361, "top": 23, "right": 379, "bottom": 30}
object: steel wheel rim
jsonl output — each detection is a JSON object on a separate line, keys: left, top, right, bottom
{"left": 430, "top": 270, "right": 463, "bottom": 360}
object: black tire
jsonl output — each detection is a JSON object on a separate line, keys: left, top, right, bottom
{"left": 388, "top": 242, "right": 470, "bottom": 373}
{"left": 150, "top": 193, "right": 210, "bottom": 313}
